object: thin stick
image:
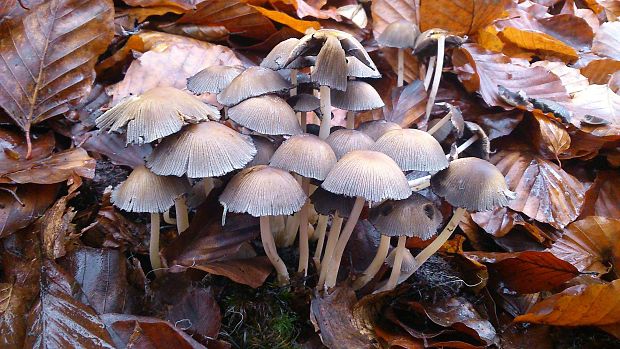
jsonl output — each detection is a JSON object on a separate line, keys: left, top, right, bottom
{"left": 313, "top": 214, "right": 329, "bottom": 267}
{"left": 174, "top": 197, "right": 190, "bottom": 233}
{"left": 319, "top": 85, "right": 332, "bottom": 139}
{"left": 260, "top": 216, "right": 290, "bottom": 285}
{"left": 425, "top": 35, "right": 445, "bottom": 119}
{"left": 456, "top": 134, "right": 480, "bottom": 155}
{"left": 150, "top": 213, "right": 163, "bottom": 277}
{"left": 427, "top": 111, "right": 450, "bottom": 135}
{"left": 290, "top": 69, "right": 298, "bottom": 96}
{"left": 423, "top": 56, "right": 436, "bottom": 91}
{"left": 346, "top": 110, "right": 355, "bottom": 129}
{"left": 408, "top": 175, "right": 431, "bottom": 191}
{"left": 353, "top": 234, "right": 391, "bottom": 290}
{"left": 163, "top": 209, "right": 176, "bottom": 225}
{"left": 397, "top": 48, "right": 405, "bottom": 87}
{"left": 298, "top": 178, "right": 311, "bottom": 275}
{"left": 384, "top": 236, "right": 407, "bottom": 291}
{"left": 413, "top": 207, "right": 466, "bottom": 271}
{"left": 317, "top": 213, "right": 343, "bottom": 288}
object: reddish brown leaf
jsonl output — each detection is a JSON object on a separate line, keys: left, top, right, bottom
{"left": 40, "top": 187, "right": 79, "bottom": 260}
{"left": 383, "top": 80, "right": 428, "bottom": 128}
{"left": 581, "top": 171, "right": 620, "bottom": 219}
{"left": 592, "top": 22, "right": 620, "bottom": 60}
{"left": 122, "top": 0, "right": 201, "bottom": 10}
{"left": 194, "top": 256, "right": 272, "bottom": 289}
{"left": 0, "top": 184, "right": 58, "bottom": 238}
{"left": 0, "top": 283, "right": 29, "bottom": 348}
{"left": 165, "top": 287, "right": 221, "bottom": 343}
{"left": 569, "top": 84, "right": 620, "bottom": 139}
{"left": 0, "top": 129, "right": 55, "bottom": 162}
{"left": 531, "top": 111, "right": 571, "bottom": 159}
{"left": 419, "top": 0, "right": 509, "bottom": 36}
{"left": 531, "top": 61, "right": 589, "bottom": 96}
{"left": 581, "top": 59, "right": 620, "bottom": 85}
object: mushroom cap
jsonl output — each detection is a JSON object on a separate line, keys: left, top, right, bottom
{"left": 96, "top": 87, "right": 220, "bottom": 145}
{"left": 219, "top": 165, "right": 307, "bottom": 217}
{"left": 370, "top": 193, "right": 443, "bottom": 239}
{"left": 331, "top": 81, "right": 385, "bottom": 111}
{"left": 312, "top": 35, "right": 348, "bottom": 91}
{"left": 146, "top": 121, "right": 257, "bottom": 178}
{"left": 427, "top": 118, "right": 453, "bottom": 143}
{"left": 377, "top": 20, "right": 419, "bottom": 48}
{"left": 187, "top": 65, "right": 244, "bottom": 95}
{"left": 217, "top": 66, "right": 292, "bottom": 106}
{"left": 322, "top": 150, "right": 410, "bottom": 202}
{"left": 460, "top": 121, "right": 490, "bottom": 160}
{"left": 111, "top": 165, "right": 190, "bottom": 213}
{"left": 288, "top": 93, "right": 320, "bottom": 113}
{"left": 386, "top": 248, "right": 417, "bottom": 272}
{"left": 270, "top": 134, "right": 337, "bottom": 180}
{"left": 347, "top": 56, "right": 381, "bottom": 78}
{"left": 227, "top": 95, "right": 302, "bottom": 136}
{"left": 309, "top": 186, "right": 355, "bottom": 218}
{"left": 357, "top": 120, "right": 402, "bottom": 141}
{"left": 413, "top": 28, "right": 465, "bottom": 57}
{"left": 326, "top": 128, "right": 375, "bottom": 159}
{"left": 261, "top": 38, "right": 300, "bottom": 70}
{"left": 372, "top": 129, "right": 449, "bottom": 172}
{"left": 431, "top": 157, "right": 515, "bottom": 212}
{"left": 247, "top": 135, "right": 276, "bottom": 167}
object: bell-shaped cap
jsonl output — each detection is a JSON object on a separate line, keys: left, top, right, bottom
{"left": 270, "top": 134, "right": 337, "bottom": 181}
{"left": 331, "top": 81, "right": 384, "bottom": 111}
{"left": 227, "top": 95, "right": 302, "bottom": 136}
{"left": 347, "top": 56, "right": 381, "bottom": 79}
{"left": 96, "top": 87, "right": 220, "bottom": 145}
{"left": 187, "top": 65, "right": 244, "bottom": 95}
{"left": 247, "top": 136, "right": 276, "bottom": 167}
{"left": 431, "top": 157, "right": 515, "bottom": 212}
{"left": 370, "top": 193, "right": 443, "bottom": 239}
{"left": 357, "top": 120, "right": 402, "bottom": 141}
{"left": 386, "top": 248, "right": 417, "bottom": 273}
{"left": 219, "top": 165, "right": 306, "bottom": 217}
{"left": 261, "top": 38, "right": 300, "bottom": 70}
{"left": 322, "top": 150, "right": 410, "bottom": 202}
{"left": 288, "top": 94, "right": 320, "bottom": 113}
{"left": 373, "top": 129, "right": 448, "bottom": 172}
{"left": 460, "top": 121, "right": 490, "bottom": 160}
{"left": 413, "top": 28, "right": 465, "bottom": 57}
{"left": 111, "top": 165, "right": 190, "bottom": 213}
{"left": 309, "top": 186, "right": 355, "bottom": 218}
{"left": 326, "top": 128, "right": 375, "bottom": 159}
{"left": 312, "top": 35, "right": 348, "bottom": 91}
{"left": 217, "top": 67, "right": 292, "bottom": 106}
{"left": 146, "top": 121, "right": 256, "bottom": 178}
{"left": 377, "top": 20, "right": 419, "bottom": 48}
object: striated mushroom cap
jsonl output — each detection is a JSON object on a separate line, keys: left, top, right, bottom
{"left": 370, "top": 193, "right": 443, "bottom": 239}
{"left": 431, "top": 157, "right": 515, "bottom": 212}
{"left": 247, "top": 136, "right": 276, "bottom": 167}
{"left": 322, "top": 150, "right": 410, "bottom": 202}
{"left": 288, "top": 94, "right": 320, "bottom": 113}
{"left": 217, "top": 67, "right": 292, "bottom": 106}
{"left": 227, "top": 95, "right": 302, "bottom": 136}
{"left": 373, "top": 129, "right": 448, "bottom": 172}
{"left": 111, "top": 165, "right": 190, "bottom": 213}
{"left": 413, "top": 28, "right": 465, "bottom": 57}
{"left": 312, "top": 35, "right": 348, "bottom": 91}
{"left": 357, "top": 120, "right": 402, "bottom": 141}
{"left": 270, "top": 134, "right": 337, "bottom": 181}
{"left": 331, "top": 80, "right": 384, "bottom": 111}
{"left": 146, "top": 121, "right": 256, "bottom": 178}
{"left": 261, "top": 38, "right": 300, "bottom": 70}
{"left": 309, "top": 186, "right": 355, "bottom": 218}
{"left": 386, "top": 248, "right": 417, "bottom": 273}
{"left": 187, "top": 65, "right": 244, "bottom": 95}
{"left": 377, "top": 20, "right": 419, "bottom": 48}
{"left": 347, "top": 56, "right": 381, "bottom": 78}
{"left": 219, "top": 165, "right": 306, "bottom": 217}
{"left": 326, "top": 128, "right": 375, "bottom": 159}
{"left": 96, "top": 86, "right": 220, "bottom": 145}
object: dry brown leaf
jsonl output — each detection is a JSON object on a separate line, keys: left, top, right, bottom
{"left": 251, "top": 5, "right": 320, "bottom": 33}
{"left": 0, "top": 148, "right": 96, "bottom": 184}
{"left": 531, "top": 111, "right": 571, "bottom": 159}
{"left": 592, "top": 22, "right": 620, "bottom": 60}
{"left": 530, "top": 61, "right": 589, "bottom": 96}
{"left": 570, "top": 84, "right": 620, "bottom": 139}
{"left": 40, "top": 189, "right": 78, "bottom": 260}
{"left": 419, "top": 0, "right": 509, "bottom": 36}
{"left": 122, "top": 0, "right": 201, "bottom": 10}
{"left": 581, "top": 59, "right": 620, "bottom": 85}
{"left": 383, "top": 80, "right": 428, "bottom": 128}
{"left": 117, "top": 6, "right": 187, "bottom": 23}
{"left": 0, "top": 184, "right": 59, "bottom": 238}
{"left": 581, "top": 171, "right": 620, "bottom": 219}
{"left": 193, "top": 256, "right": 272, "bottom": 288}
{"left": 497, "top": 28, "right": 578, "bottom": 63}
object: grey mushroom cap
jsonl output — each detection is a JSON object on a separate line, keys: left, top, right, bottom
{"left": 427, "top": 118, "right": 453, "bottom": 143}
{"left": 146, "top": 121, "right": 257, "bottom": 178}
{"left": 270, "top": 134, "right": 337, "bottom": 181}
{"left": 326, "top": 128, "right": 375, "bottom": 159}
{"left": 372, "top": 129, "right": 449, "bottom": 172}
{"left": 219, "top": 165, "right": 307, "bottom": 217}
{"left": 386, "top": 248, "right": 417, "bottom": 273}
{"left": 460, "top": 121, "right": 491, "bottom": 160}
{"left": 331, "top": 80, "right": 385, "bottom": 111}
{"left": 312, "top": 35, "right": 348, "bottom": 91}
{"left": 357, "top": 120, "right": 402, "bottom": 141}
{"left": 322, "top": 150, "right": 411, "bottom": 202}
{"left": 247, "top": 136, "right": 276, "bottom": 167}
{"left": 187, "top": 65, "right": 244, "bottom": 95}
{"left": 377, "top": 20, "right": 419, "bottom": 48}
{"left": 370, "top": 193, "right": 443, "bottom": 239}
{"left": 431, "top": 157, "right": 515, "bottom": 212}
{"left": 261, "top": 38, "right": 300, "bottom": 70}
{"left": 217, "top": 66, "right": 292, "bottom": 107}
{"left": 288, "top": 94, "right": 320, "bottom": 112}
{"left": 347, "top": 56, "right": 381, "bottom": 78}
{"left": 227, "top": 95, "right": 302, "bottom": 136}
{"left": 309, "top": 186, "right": 355, "bottom": 218}
{"left": 96, "top": 86, "right": 220, "bottom": 145}
{"left": 111, "top": 165, "right": 190, "bottom": 213}
{"left": 413, "top": 28, "right": 465, "bottom": 57}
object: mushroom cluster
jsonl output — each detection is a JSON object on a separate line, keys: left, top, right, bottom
{"left": 96, "top": 24, "right": 514, "bottom": 293}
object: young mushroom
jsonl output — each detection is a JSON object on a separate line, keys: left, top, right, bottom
{"left": 288, "top": 93, "right": 321, "bottom": 132}
{"left": 217, "top": 66, "right": 292, "bottom": 107}
{"left": 325, "top": 128, "right": 375, "bottom": 160}
{"left": 186, "top": 65, "right": 244, "bottom": 119}
{"left": 357, "top": 120, "right": 402, "bottom": 141}
{"left": 320, "top": 150, "right": 410, "bottom": 289}
{"left": 219, "top": 165, "right": 307, "bottom": 284}
{"left": 376, "top": 20, "right": 419, "bottom": 87}
{"left": 227, "top": 95, "right": 302, "bottom": 136}
{"left": 269, "top": 134, "right": 337, "bottom": 276}
{"left": 384, "top": 247, "right": 417, "bottom": 285}
{"left": 331, "top": 80, "right": 384, "bottom": 129}
{"left": 111, "top": 165, "right": 190, "bottom": 276}
{"left": 347, "top": 56, "right": 382, "bottom": 79}
{"left": 261, "top": 38, "right": 314, "bottom": 96}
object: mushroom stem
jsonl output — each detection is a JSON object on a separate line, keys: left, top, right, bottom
{"left": 414, "top": 0, "right": 420, "bottom": 24}
{"left": 325, "top": 196, "right": 365, "bottom": 288}
{"left": 150, "top": 212, "right": 163, "bottom": 277}
{"left": 412, "top": 207, "right": 467, "bottom": 272}
{"left": 203, "top": 177, "right": 215, "bottom": 199}
{"left": 298, "top": 178, "right": 311, "bottom": 275}
{"left": 319, "top": 85, "right": 332, "bottom": 139}
{"left": 397, "top": 48, "right": 405, "bottom": 87}
{"left": 384, "top": 235, "right": 407, "bottom": 291}
{"left": 313, "top": 214, "right": 329, "bottom": 268}
{"left": 353, "top": 234, "right": 391, "bottom": 290}
{"left": 279, "top": 212, "right": 300, "bottom": 247}
{"left": 174, "top": 197, "right": 190, "bottom": 233}
{"left": 427, "top": 110, "right": 451, "bottom": 135}
{"left": 318, "top": 213, "right": 344, "bottom": 288}
{"left": 223, "top": 106, "right": 228, "bottom": 120}
{"left": 425, "top": 35, "right": 446, "bottom": 119}
{"left": 290, "top": 69, "right": 298, "bottom": 96}
{"left": 408, "top": 175, "right": 431, "bottom": 191}
{"left": 260, "top": 215, "right": 290, "bottom": 285}
{"left": 301, "top": 111, "right": 307, "bottom": 132}
{"left": 456, "top": 134, "right": 480, "bottom": 155}
{"left": 163, "top": 209, "right": 176, "bottom": 225}
{"left": 423, "top": 56, "right": 436, "bottom": 91}
{"left": 346, "top": 110, "right": 355, "bottom": 129}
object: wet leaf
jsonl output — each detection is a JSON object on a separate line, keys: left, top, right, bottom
{"left": 0, "top": 184, "right": 59, "bottom": 238}
{"left": 0, "top": 283, "right": 29, "bottom": 348}
{"left": 419, "top": 0, "right": 509, "bottom": 36}
{"left": 165, "top": 287, "right": 221, "bottom": 343}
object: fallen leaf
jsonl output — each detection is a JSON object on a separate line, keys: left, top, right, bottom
{"left": 383, "top": 80, "right": 428, "bottom": 128}
{"left": 0, "top": 128, "right": 55, "bottom": 162}
{"left": 79, "top": 131, "right": 152, "bottom": 168}
{"left": 592, "top": 22, "right": 620, "bottom": 60}
{"left": 420, "top": 0, "right": 509, "bottom": 35}
{"left": 497, "top": 27, "right": 578, "bottom": 63}
{"left": 0, "top": 283, "right": 29, "bottom": 348}
{"left": 40, "top": 187, "right": 79, "bottom": 260}
{"left": 371, "top": 0, "right": 417, "bottom": 38}
{"left": 581, "top": 59, "right": 620, "bottom": 85}
{"left": 159, "top": 23, "right": 230, "bottom": 42}
{"left": 0, "top": 184, "right": 59, "bottom": 238}
{"left": 117, "top": 6, "right": 187, "bottom": 23}
{"left": 531, "top": 61, "right": 589, "bottom": 96}
{"left": 193, "top": 256, "right": 272, "bottom": 289}
{"left": 581, "top": 171, "right": 620, "bottom": 219}
{"left": 122, "top": 0, "right": 201, "bottom": 10}
{"left": 251, "top": 5, "right": 320, "bottom": 33}
{"left": 569, "top": 84, "right": 620, "bottom": 139}
{"left": 531, "top": 111, "right": 571, "bottom": 160}
{"left": 165, "top": 287, "right": 221, "bottom": 343}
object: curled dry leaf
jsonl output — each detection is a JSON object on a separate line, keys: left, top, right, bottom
{"left": 383, "top": 80, "right": 428, "bottom": 128}
{"left": 82, "top": 205, "right": 149, "bottom": 254}
{"left": 531, "top": 111, "right": 571, "bottom": 160}
{"left": 193, "top": 256, "right": 272, "bottom": 289}
{"left": 0, "top": 184, "right": 59, "bottom": 238}
{"left": 40, "top": 186, "right": 79, "bottom": 260}
{"left": 581, "top": 59, "right": 620, "bottom": 85}
{"left": 419, "top": 0, "right": 509, "bottom": 35}
{"left": 0, "top": 148, "right": 96, "bottom": 184}
{"left": 569, "top": 84, "right": 620, "bottom": 139}
{"left": 581, "top": 171, "right": 620, "bottom": 219}
{"left": 121, "top": 0, "right": 201, "bottom": 11}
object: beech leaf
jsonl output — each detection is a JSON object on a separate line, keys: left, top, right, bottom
{"left": 419, "top": 0, "right": 510, "bottom": 36}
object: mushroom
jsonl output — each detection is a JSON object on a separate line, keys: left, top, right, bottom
{"left": 385, "top": 247, "right": 417, "bottom": 284}
{"left": 376, "top": 20, "right": 419, "bottom": 87}
{"left": 332, "top": 80, "right": 384, "bottom": 129}
{"left": 320, "top": 150, "right": 410, "bottom": 289}
{"left": 347, "top": 56, "right": 382, "bottom": 79}
{"left": 111, "top": 165, "right": 190, "bottom": 276}
{"left": 357, "top": 120, "right": 402, "bottom": 141}
{"left": 427, "top": 103, "right": 464, "bottom": 138}
{"left": 454, "top": 121, "right": 490, "bottom": 160}
{"left": 217, "top": 66, "right": 292, "bottom": 107}
{"left": 96, "top": 86, "right": 220, "bottom": 145}
{"left": 186, "top": 65, "right": 244, "bottom": 119}
{"left": 227, "top": 95, "right": 302, "bottom": 136}
{"left": 288, "top": 93, "right": 320, "bottom": 132}
{"left": 326, "top": 128, "right": 375, "bottom": 160}
{"left": 219, "top": 165, "right": 307, "bottom": 284}
{"left": 261, "top": 38, "right": 314, "bottom": 96}
{"left": 372, "top": 129, "right": 449, "bottom": 172}
{"left": 356, "top": 193, "right": 442, "bottom": 291}
{"left": 246, "top": 135, "right": 276, "bottom": 167}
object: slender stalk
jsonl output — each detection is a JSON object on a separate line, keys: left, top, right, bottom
{"left": 397, "top": 48, "right": 405, "bottom": 87}
{"left": 25, "top": 127, "right": 32, "bottom": 160}
{"left": 271, "top": 215, "right": 286, "bottom": 241}
{"left": 414, "top": 0, "right": 420, "bottom": 25}
{"left": 353, "top": 234, "right": 391, "bottom": 290}
{"left": 427, "top": 111, "right": 450, "bottom": 135}
{"left": 174, "top": 197, "right": 190, "bottom": 233}
{"left": 163, "top": 209, "right": 176, "bottom": 225}
{"left": 317, "top": 213, "right": 343, "bottom": 288}
{"left": 319, "top": 85, "right": 332, "bottom": 139}
{"left": 456, "top": 134, "right": 480, "bottom": 155}
{"left": 384, "top": 236, "right": 407, "bottom": 291}
{"left": 325, "top": 196, "right": 365, "bottom": 288}
{"left": 298, "top": 178, "right": 311, "bottom": 275}
{"left": 413, "top": 207, "right": 467, "bottom": 271}
{"left": 260, "top": 216, "right": 290, "bottom": 285}
{"left": 280, "top": 213, "right": 300, "bottom": 247}
{"left": 290, "top": 69, "right": 298, "bottom": 96}
{"left": 301, "top": 111, "right": 307, "bottom": 132}
{"left": 346, "top": 111, "right": 355, "bottom": 129}
{"left": 313, "top": 215, "right": 329, "bottom": 268}
{"left": 425, "top": 35, "right": 446, "bottom": 119}
{"left": 203, "top": 177, "right": 215, "bottom": 198}
{"left": 150, "top": 213, "right": 163, "bottom": 277}
{"left": 223, "top": 106, "right": 228, "bottom": 120}
{"left": 408, "top": 175, "right": 431, "bottom": 191}
{"left": 423, "top": 56, "right": 436, "bottom": 91}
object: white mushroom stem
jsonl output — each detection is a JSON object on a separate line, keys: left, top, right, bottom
{"left": 223, "top": 106, "right": 228, "bottom": 120}
{"left": 203, "top": 177, "right": 215, "bottom": 198}
{"left": 150, "top": 212, "right": 163, "bottom": 277}
{"left": 408, "top": 175, "right": 431, "bottom": 191}
{"left": 290, "top": 69, "right": 298, "bottom": 96}
{"left": 425, "top": 35, "right": 446, "bottom": 119}
{"left": 384, "top": 235, "right": 407, "bottom": 291}
{"left": 317, "top": 213, "right": 344, "bottom": 288}
{"left": 414, "top": 0, "right": 420, "bottom": 24}
{"left": 278, "top": 213, "right": 299, "bottom": 247}
{"left": 353, "top": 234, "right": 391, "bottom": 290}
{"left": 163, "top": 209, "right": 176, "bottom": 225}
{"left": 260, "top": 216, "right": 290, "bottom": 285}
{"left": 300, "top": 111, "right": 307, "bottom": 132}
{"left": 175, "top": 197, "right": 190, "bottom": 234}
{"left": 397, "top": 48, "right": 405, "bottom": 87}
{"left": 346, "top": 110, "right": 355, "bottom": 129}
{"left": 325, "top": 196, "right": 365, "bottom": 288}
{"left": 456, "top": 134, "right": 480, "bottom": 155}
{"left": 423, "top": 56, "right": 436, "bottom": 91}
{"left": 313, "top": 214, "right": 329, "bottom": 267}
{"left": 298, "top": 178, "right": 311, "bottom": 275}
{"left": 319, "top": 85, "right": 332, "bottom": 139}
{"left": 427, "top": 110, "right": 451, "bottom": 135}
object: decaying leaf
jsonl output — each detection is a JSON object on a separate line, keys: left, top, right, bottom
{"left": 420, "top": 0, "right": 509, "bottom": 36}
{"left": 193, "top": 256, "right": 272, "bottom": 289}
{"left": 383, "top": 80, "right": 428, "bottom": 128}
{"left": 0, "top": 184, "right": 59, "bottom": 238}
{"left": 0, "top": 283, "right": 29, "bottom": 348}
{"left": 570, "top": 84, "right": 620, "bottom": 139}
{"left": 165, "top": 287, "right": 221, "bottom": 343}
{"left": 0, "top": 148, "right": 96, "bottom": 184}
